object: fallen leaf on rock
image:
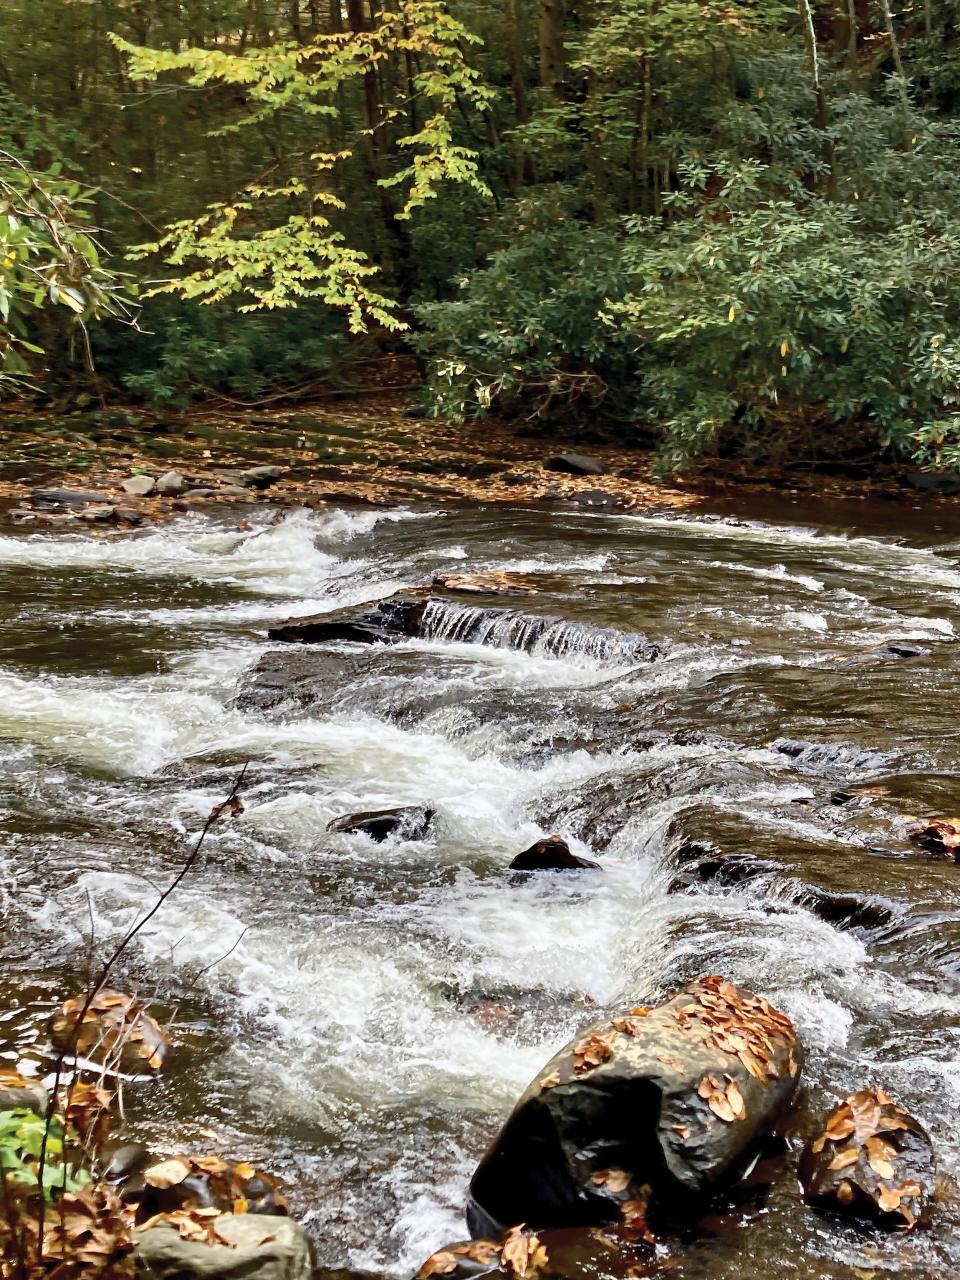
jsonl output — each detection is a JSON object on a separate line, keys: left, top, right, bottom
{"left": 418, "top": 1251, "right": 459, "bottom": 1277}
{"left": 829, "top": 1147, "right": 860, "bottom": 1171}
{"left": 143, "top": 1159, "right": 191, "bottom": 1189}
{"left": 500, "top": 1225, "right": 548, "bottom": 1278}
{"left": 208, "top": 794, "right": 244, "bottom": 824}
{"left": 573, "top": 1032, "right": 614, "bottom": 1075}
{"left": 837, "top": 1181, "right": 855, "bottom": 1205}
{"left": 539, "top": 1072, "right": 561, "bottom": 1090}
{"left": 708, "top": 1092, "right": 736, "bottom": 1122}
{"left": 877, "top": 1184, "right": 902, "bottom": 1213}
{"left": 592, "top": 1168, "right": 631, "bottom": 1192}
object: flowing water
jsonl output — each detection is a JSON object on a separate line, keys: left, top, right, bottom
{"left": 2, "top": 495, "right": 960, "bottom": 1277}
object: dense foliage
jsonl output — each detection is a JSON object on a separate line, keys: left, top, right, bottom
{"left": 3, "top": 0, "right": 960, "bottom": 470}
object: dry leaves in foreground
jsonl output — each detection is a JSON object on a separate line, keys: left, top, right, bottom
{"left": 51, "top": 991, "right": 170, "bottom": 1074}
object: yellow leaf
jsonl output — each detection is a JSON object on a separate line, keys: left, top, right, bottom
{"left": 728, "top": 304, "right": 736, "bottom": 322}
{"left": 780, "top": 340, "right": 789, "bottom": 357}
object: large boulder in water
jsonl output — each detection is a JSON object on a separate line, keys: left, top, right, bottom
{"left": 467, "top": 976, "right": 802, "bottom": 1237}
{"left": 327, "top": 806, "right": 435, "bottom": 842}
{"left": 799, "top": 1087, "right": 935, "bottom": 1230}
{"left": 134, "top": 1214, "right": 312, "bottom": 1280}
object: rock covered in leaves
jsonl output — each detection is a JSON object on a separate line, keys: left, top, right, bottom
{"left": 799, "top": 1087, "right": 935, "bottom": 1229}
{"left": 51, "top": 991, "right": 170, "bottom": 1075}
{"left": 467, "top": 976, "right": 801, "bottom": 1237}
{"left": 415, "top": 1223, "right": 659, "bottom": 1280}
{"left": 327, "top": 806, "right": 435, "bottom": 842}
{"left": 508, "top": 836, "right": 600, "bottom": 872}
{"left": 135, "top": 1154, "right": 288, "bottom": 1221}
{"left": 134, "top": 1213, "right": 312, "bottom": 1280}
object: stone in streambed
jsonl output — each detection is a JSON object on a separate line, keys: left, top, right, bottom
{"left": 509, "top": 836, "right": 600, "bottom": 872}
{"left": 32, "top": 488, "right": 115, "bottom": 507}
{"left": 544, "top": 452, "right": 606, "bottom": 476}
{"left": 0, "top": 1070, "right": 47, "bottom": 1115}
{"left": 134, "top": 1214, "right": 313, "bottom": 1280}
{"left": 156, "top": 470, "right": 187, "bottom": 496}
{"left": 327, "top": 806, "right": 435, "bottom": 842}
{"left": 242, "top": 465, "right": 284, "bottom": 489}
{"left": 799, "top": 1087, "right": 935, "bottom": 1229}
{"left": 121, "top": 474, "right": 157, "bottom": 497}
{"left": 269, "top": 597, "right": 427, "bottom": 645}
{"left": 467, "top": 975, "right": 801, "bottom": 1238}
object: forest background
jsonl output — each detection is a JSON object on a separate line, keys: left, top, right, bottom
{"left": 2, "top": 0, "right": 960, "bottom": 475}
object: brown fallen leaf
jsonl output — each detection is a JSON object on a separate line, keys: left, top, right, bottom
{"left": 708, "top": 1092, "right": 736, "bottom": 1123}
{"left": 500, "top": 1225, "right": 548, "bottom": 1278}
{"left": 725, "top": 1080, "right": 745, "bottom": 1119}
{"left": 828, "top": 1147, "right": 860, "bottom": 1171}
{"left": 877, "top": 1184, "right": 902, "bottom": 1213}
{"left": 539, "top": 1072, "right": 561, "bottom": 1090}
{"left": 592, "top": 1168, "right": 631, "bottom": 1193}
{"left": 418, "top": 1251, "right": 459, "bottom": 1278}
{"left": 143, "top": 1158, "right": 191, "bottom": 1189}
{"left": 836, "top": 1180, "right": 855, "bottom": 1205}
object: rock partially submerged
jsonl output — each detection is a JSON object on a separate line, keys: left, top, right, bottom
{"left": 544, "top": 453, "right": 606, "bottom": 477}
{"left": 269, "top": 595, "right": 660, "bottom": 664}
{"left": 467, "top": 976, "right": 801, "bottom": 1237}
{"left": 327, "top": 806, "right": 435, "bottom": 842}
{"left": 415, "top": 1224, "right": 658, "bottom": 1280}
{"left": 509, "top": 836, "right": 600, "bottom": 872}
{"left": 135, "top": 1213, "right": 312, "bottom": 1280}
{"left": 800, "top": 1087, "right": 935, "bottom": 1229}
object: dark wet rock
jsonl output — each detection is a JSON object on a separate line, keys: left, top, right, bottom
{"left": 670, "top": 841, "right": 895, "bottom": 934}
{"left": 467, "top": 976, "right": 801, "bottom": 1237}
{"left": 800, "top": 1087, "right": 935, "bottom": 1229}
{"left": 415, "top": 1225, "right": 658, "bottom": 1280}
{"left": 32, "top": 488, "right": 114, "bottom": 506}
{"left": 769, "top": 737, "right": 894, "bottom": 774}
{"left": 906, "top": 470, "right": 960, "bottom": 495}
{"left": 234, "top": 648, "right": 368, "bottom": 712}
{"left": 467, "top": 461, "right": 510, "bottom": 479}
{"left": 544, "top": 452, "right": 606, "bottom": 477}
{"left": 134, "top": 1214, "right": 312, "bottom": 1280}
{"left": 116, "top": 507, "right": 143, "bottom": 526}
{"left": 156, "top": 470, "right": 187, "bottom": 496}
{"left": 874, "top": 643, "right": 931, "bottom": 660}
{"left": 574, "top": 489, "right": 626, "bottom": 510}
{"left": 327, "top": 806, "right": 435, "bottom": 842}
{"left": 509, "top": 836, "right": 600, "bottom": 872}
{"left": 0, "top": 1073, "right": 47, "bottom": 1114}
{"left": 121, "top": 474, "right": 157, "bottom": 497}
{"left": 183, "top": 488, "right": 218, "bottom": 498}
{"left": 269, "top": 596, "right": 427, "bottom": 645}
{"left": 218, "top": 485, "right": 257, "bottom": 498}
{"left": 501, "top": 472, "right": 535, "bottom": 487}
{"left": 830, "top": 790, "right": 856, "bottom": 806}
{"left": 242, "top": 465, "right": 284, "bottom": 488}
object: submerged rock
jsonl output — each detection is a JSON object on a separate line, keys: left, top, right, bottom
{"left": 544, "top": 452, "right": 606, "bottom": 477}
{"left": 327, "top": 806, "right": 435, "bottom": 842}
{"left": 134, "top": 1214, "right": 312, "bottom": 1280}
{"left": 467, "top": 976, "right": 801, "bottom": 1237}
{"left": 800, "top": 1087, "right": 935, "bottom": 1229}
{"left": 509, "top": 836, "right": 600, "bottom": 872}
{"left": 415, "top": 1224, "right": 659, "bottom": 1280}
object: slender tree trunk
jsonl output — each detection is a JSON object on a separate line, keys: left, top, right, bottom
{"left": 798, "top": 0, "right": 838, "bottom": 197}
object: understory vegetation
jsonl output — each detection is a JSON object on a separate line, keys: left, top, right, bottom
{"left": 4, "top": 0, "right": 960, "bottom": 471}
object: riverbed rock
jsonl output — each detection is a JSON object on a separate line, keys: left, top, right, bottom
{"left": 134, "top": 1213, "right": 312, "bottom": 1280}
{"left": 544, "top": 453, "right": 606, "bottom": 477}
{"left": 269, "top": 597, "right": 427, "bottom": 645}
{"left": 509, "top": 836, "right": 600, "bottom": 872}
{"left": 327, "top": 806, "right": 435, "bottom": 842}
{"left": 0, "top": 1069, "right": 47, "bottom": 1114}
{"left": 415, "top": 1225, "right": 658, "bottom": 1280}
{"left": 573, "top": 489, "right": 625, "bottom": 510}
{"left": 156, "top": 470, "right": 187, "bottom": 496}
{"left": 242, "top": 465, "right": 284, "bottom": 489}
{"left": 121, "top": 474, "right": 157, "bottom": 497}
{"left": 906, "top": 816, "right": 960, "bottom": 858}
{"left": 467, "top": 975, "right": 802, "bottom": 1237}
{"left": 32, "top": 487, "right": 115, "bottom": 506}
{"left": 799, "top": 1087, "right": 935, "bottom": 1229}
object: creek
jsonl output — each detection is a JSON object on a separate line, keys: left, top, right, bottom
{"left": 1, "top": 496, "right": 960, "bottom": 1278}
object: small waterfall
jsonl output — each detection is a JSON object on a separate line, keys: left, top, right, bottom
{"left": 419, "top": 598, "right": 659, "bottom": 663}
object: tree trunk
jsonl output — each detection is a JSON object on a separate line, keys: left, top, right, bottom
{"left": 538, "top": 0, "right": 565, "bottom": 95}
